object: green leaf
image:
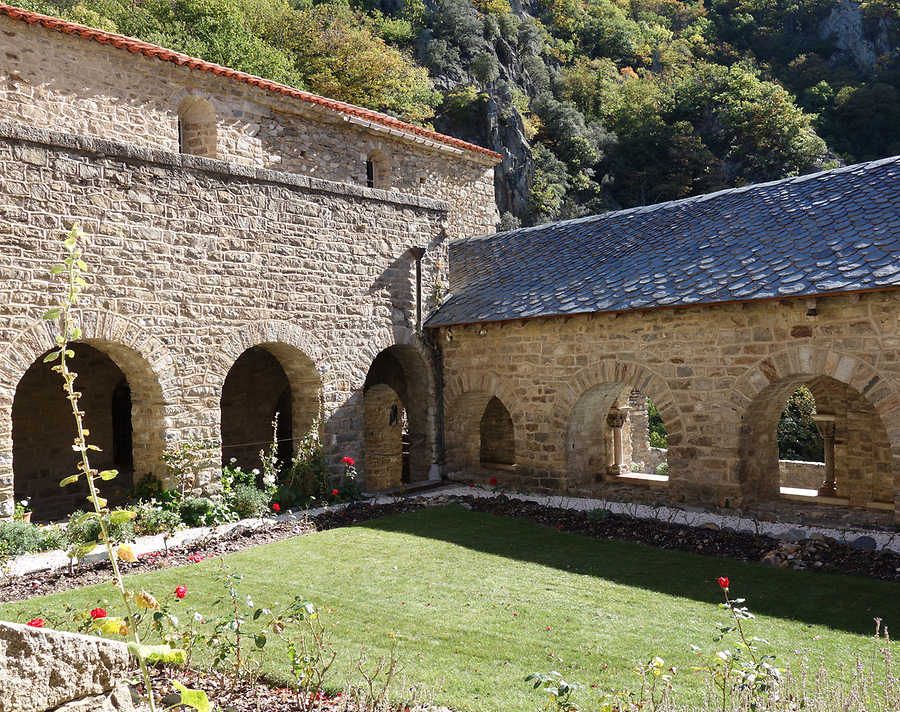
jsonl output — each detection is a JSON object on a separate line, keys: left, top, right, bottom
{"left": 87, "top": 495, "right": 108, "bottom": 508}
{"left": 60, "top": 474, "right": 80, "bottom": 487}
{"left": 43, "top": 308, "right": 61, "bottom": 320}
{"left": 70, "top": 327, "right": 82, "bottom": 340}
{"left": 43, "top": 351, "right": 60, "bottom": 363}
{"left": 50, "top": 265, "right": 65, "bottom": 274}
{"left": 109, "top": 509, "right": 137, "bottom": 524}
{"left": 99, "top": 469, "right": 119, "bottom": 481}
{"left": 74, "top": 511, "right": 98, "bottom": 525}
{"left": 127, "top": 643, "right": 188, "bottom": 666}
{"left": 255, "top": 633, "right": 267, "bottom": 648}
{"left": 75, "top": 259, "right": 88, "bottom": 271}
{"left": 70, "top": 542, "right": 97, "bottom": 559}
{"left": 171, "top": 681, "right": 211, "bottom": 712}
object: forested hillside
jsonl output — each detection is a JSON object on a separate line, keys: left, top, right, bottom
{"left": 16, "top": 0, "right": 900, "bottom": 226}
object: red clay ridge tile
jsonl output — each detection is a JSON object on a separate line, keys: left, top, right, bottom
{"left": 0, "top": 2, "right": 502, "bottom": 161}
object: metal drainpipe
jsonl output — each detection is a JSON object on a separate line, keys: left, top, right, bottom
{"left": 409, "top": 246, "right": 447, "bottom": 480}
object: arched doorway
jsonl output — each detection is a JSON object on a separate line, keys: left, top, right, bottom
{"left": 13, "top": 344, "right": 134, "bottom": 520}
{"left": 220, "top": 344, "right": 322, "bottom": 473}
{"left": 363, "top": 345, "right": 433, "bottom": 491}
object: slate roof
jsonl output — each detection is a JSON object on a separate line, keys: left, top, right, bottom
{"left": 427, "top": 156, "right": 900, "bottom": 327}
{"left": 0, "top": 3, "right": 501, "bottom": 162}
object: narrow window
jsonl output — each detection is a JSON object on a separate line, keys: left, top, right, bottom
{"left": 366, "top": 160, "right": 375, "bottom": 188}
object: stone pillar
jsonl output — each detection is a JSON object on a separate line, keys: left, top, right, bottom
{"left": 812, "top": 414, "right": 837, "bottom": 497}
{"left": 606, "top": 407, "right": 631, "bottom": 477}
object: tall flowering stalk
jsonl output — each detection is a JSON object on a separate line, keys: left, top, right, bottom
{"left": 44, "top": 225, "right": 205, "bottom": 712}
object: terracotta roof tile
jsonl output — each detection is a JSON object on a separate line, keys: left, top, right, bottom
{"left": 0, "top": 2, "right": 502, "bottom": 162}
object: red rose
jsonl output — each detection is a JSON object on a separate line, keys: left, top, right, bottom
{"left": 27, "top": 618, "right": 44, "bottom": 628}
{"left": 717, "top": 577, "right": 729, "bottom": 590}
{"left": 175, "top": 585, "right": 187, "bottom": 599}
{"left": 332, "top": 489, "right": 339, "bottom": 496}
{"left": 90, "top": 608, "right": 107, "bottom": 619}
{"left": 342, "top": 457, "right": 354, "bottom": 466}
{"left": 489, "top": 477, "right": 498, "bottom": 485}
{"left": 272, "top": 503, "right": 281, "bottom": 513}
{"left": 469, "top": 482, "right": 474, "bottom": 487}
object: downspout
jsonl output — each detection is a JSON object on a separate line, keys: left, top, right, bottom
{"left": 409, "top": 246, "right": 447, "bottom": 480}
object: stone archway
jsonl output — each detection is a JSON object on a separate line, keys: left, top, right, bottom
{"left": 0, "top": 313, "right": 176, "bottom": 518}
{"left": 734, "top": 346, "right": 900, "bottom": 508}
{"left": 220, "top": 343, "right": 323, "bottom": 473}
{"left": 553, "top": 360, "right": 678, "bottom": 490}
{"left": 363, "top": 344, "right": 434, "bottom": 491}
{"left": 443, "top": 370, "right": 520, "bottom": 476}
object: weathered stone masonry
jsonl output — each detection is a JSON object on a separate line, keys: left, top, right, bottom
{"left": 0, "top": 4, "right": 504, "bottom": 519}
{"left": 436, "top": 294, "right": 900, "bottom": 515}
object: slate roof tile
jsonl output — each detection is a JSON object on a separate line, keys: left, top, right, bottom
{"left": 427, "top": 156, "right": 900, "bottom": 327}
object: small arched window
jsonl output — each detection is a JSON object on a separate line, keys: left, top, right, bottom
{"left": 177, "top": 96, "right": 218, "bottom": 159}
{"left": 365, "top": 149, "right": 391, "bottom": 189}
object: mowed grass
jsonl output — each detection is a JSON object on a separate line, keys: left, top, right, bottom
{"left": 2, "top": 504, "right": 898, "bottom": 711}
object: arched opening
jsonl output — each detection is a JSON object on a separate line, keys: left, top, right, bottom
{"left": 480, "top": 396, "right": 515, "bottom": 467}
{"left": 177, "top": 95, "right": 217, "bottom": 158}
{"left": 12, "top": 344, "right": 135, "bottom": 520}
{"left": 363, "top": 345, "right": 433, "bottom": 491}
{"left": 741, "top": 375, "right": 893, "bottom": 505}
{"left": 365, "top": 149, "right": 391, "bottom": 189}
{"left": 566, "top": 383, "right": 667, "bottom": 487}
{"left": 220, "top": 344, "right": 321, "bottom": 473}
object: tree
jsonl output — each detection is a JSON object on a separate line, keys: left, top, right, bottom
{"left": 777, "top": 386, "right": 824, "bottom": 462}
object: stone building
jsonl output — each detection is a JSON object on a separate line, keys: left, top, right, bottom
{"left": 0, "top": 3, "right": 501, "bottom": 519}
{"left": 428, "top": 159, "right": 900, "bottom": 523}
{"left": 1, "top": 3, "right": 900, "bottom": 526}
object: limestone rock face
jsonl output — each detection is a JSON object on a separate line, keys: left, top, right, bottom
{"left": 819, "top": 0, "right": 893, "bottom": 72}
{"left": 0, "top": 621, "right": 134, "bottom": 712}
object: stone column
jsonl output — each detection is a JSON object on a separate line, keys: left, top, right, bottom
{"left": 812, "top": 414, "right": 837, "bottom": 497}
{"left": 606, "top": 407, "right": 631, "bottom": 477}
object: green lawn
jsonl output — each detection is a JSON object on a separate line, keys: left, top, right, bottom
{"left": 2, "top": 504, "right": 897, "bottom": 711}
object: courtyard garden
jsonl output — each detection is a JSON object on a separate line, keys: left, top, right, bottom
{"left": 1, "top": 500, "right": 898, "bottom": 711}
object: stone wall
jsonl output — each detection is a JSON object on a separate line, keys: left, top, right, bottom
{"left": 0, "top": 121, "right": 458, "bottom": 518}
{"left": 0, "top": 621, "right": 135, "bottom": 711}
{"left": 780, "top": 460, "right": 826, "bottom": 491}
{"left": 435, "top": 291, "right": 900, "bottom": 520}
{"left": 0, "top": 14, "right": 499, "bottom": 243}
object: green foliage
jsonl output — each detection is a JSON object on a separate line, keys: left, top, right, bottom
{"left": 470, "top": 51, "right": 500, "bottom": 86}
{"left": 229, "top": 483, "right": 271, "bottom": 519}
{"left": 65, "top": 509, "right": 136, "bottom": 548}
{"left": 648, "top": 399, "right": 667, "bottom": 449}
{"left": 777, "top": 386, "right": 824, "bottom": 462}
{"left": 0, "top": 521, "right": 66, "bottom": 557}
{"left": 130, "top": 502, "right": 183, "bottom": 537}
{"left": 273, "top": 425, "right": 333, "bottom": 509}
{"left": 179, "top": 497, "right": 218, "bottom": 527}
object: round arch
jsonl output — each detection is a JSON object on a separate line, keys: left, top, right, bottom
{"left": 443, "top": 369, "right": 521, "bottom": 475}
{"left": 734, "top": 346, "right": 900, "bottom": 505}
{"left": 552, "top": 360, "right": 680, "bottom": 487}
{"left": 211, "top": 324, "right": 328, "bottom": 471}
{"left": 363, "top": 341, "right": 435, "bottom": 490}
{"left": 0, "top": 311, "right": 175, "bottom": 517}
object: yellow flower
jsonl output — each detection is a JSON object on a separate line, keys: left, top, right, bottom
{"left": 117, "top": 545, "right": 137, "bottom": 563}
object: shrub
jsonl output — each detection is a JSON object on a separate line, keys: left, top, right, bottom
{"left": 178, "top": 497, "right": 216, "bottom": 527}
{"left": 0, "top": 520, "right": 66, "bottom": 556}
{"left": 66, "top": 510, "right": 135, "bottom": 548}
{"left": 229, "top": 483, "right": 270, "bottom": 519}
{"left": 131, "top": 502, "right": 183, "bottom": 537}
{"left": 274, "top": 426, "right": 333, "bottom": 510}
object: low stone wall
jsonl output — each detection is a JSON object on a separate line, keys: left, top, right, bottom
{"left": 0, "top": 621, "right": 135, "bottom": 712}
{"left": 780, "top": 459, "right": 826, "bottom": 491}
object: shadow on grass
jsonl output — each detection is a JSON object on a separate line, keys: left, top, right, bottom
{"left": 357, "top": 503, "right": 897, "bottom": 636}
